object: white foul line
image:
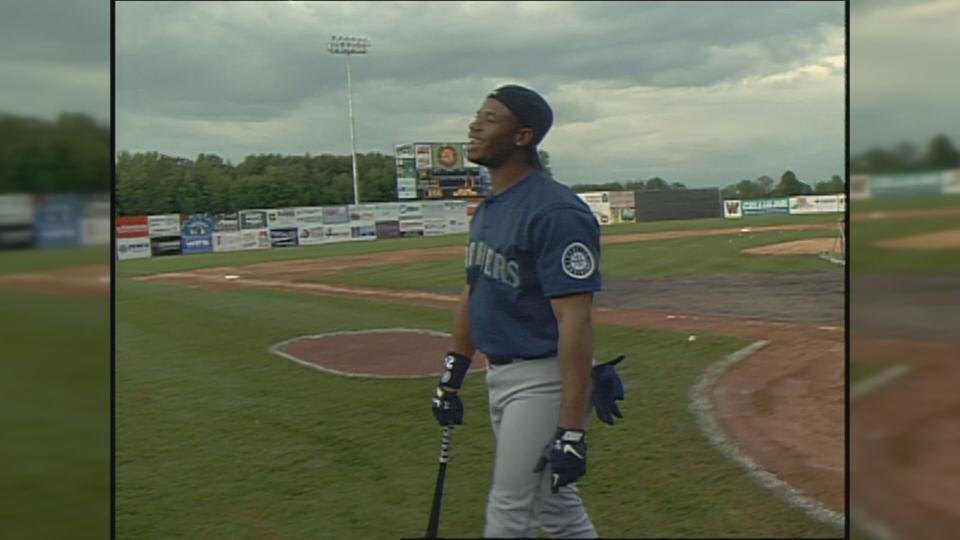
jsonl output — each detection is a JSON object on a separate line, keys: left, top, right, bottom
{"left": 689, "top": 340, "right": 846, "bottom": 530}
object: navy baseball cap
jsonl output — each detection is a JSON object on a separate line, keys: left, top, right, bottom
{"left": 488, "top": 84, "right": 553, "bottom": 170}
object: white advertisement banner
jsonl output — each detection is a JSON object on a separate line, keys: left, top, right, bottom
{"left": 323, "top": 224, "right": 353, "bottom": 243}
{"left": 81, "top": 217, "right": 110, "bottom": 245}
{"left": 850, "top": 175, "right": 871, "bottom": 199}
{"left": 423, "top": 219, "right": 447, "bottom": 237}
{"left": 723, "top": 199, "right": 743, "bottom": 219}
{"left": 213, "top": 232, "right": 244, "bottom": 252}
{"left": 267, "top": 208, "right": 298, "bottom": 229}
{"left": 608, "top": 191, "right": 635, "bottom": 208}
{"left": 838, "top": 194, "right": 847, "bottom": 212}
{"left": 297, "top": 225, "right": 328, "bottom": 245}
{"left": 397, "top": 177, "right": 417, "bottom": 199}
{"left": 399, "top": 220, "right": 424, "bottom": 232}
{"left": 790, "top": 195, "right": 841, "bottom": 214}
{"left": 415, "top": 144, "right": 432, "bottom": 169}
{"left": 149, "top": 214, "right": 181, "bottom": 237}
{"left": 295, "top": 206, "right": 325, "bottom": 225}
{"left": 421, "top": 201, "right": 447, "bottom": 219}
{"left": 348, "top": 204, "right": 379, "bottom": 225}
{"left": 944, "top": 169, "right": 960, "bottom": 194}
{"left": 398, "top": 202, "right": 423, "bottom": 219}
{"left": 116, "top": 237, "right": 152, "bottom": 260}
{"left": 376, "top": 203, "right": 401, "bottom": 221}
{"left": 0, "top": 194, "right": 33, "bottom": 226}
{"left": 395, "top": 143, "right": 415, "bottom": 159}
{"left": 241, "top": 229, "right": 271, "bottom": 250}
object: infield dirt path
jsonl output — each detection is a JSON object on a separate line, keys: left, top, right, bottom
{"left": 136, "top": 223, "right": 844, "bottom": 516}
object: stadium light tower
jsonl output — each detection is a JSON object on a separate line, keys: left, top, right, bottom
{"left": 327, "top": 35, "right": 371, "bottom": 205}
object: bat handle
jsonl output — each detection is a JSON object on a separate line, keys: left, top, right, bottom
{"left": 439, "top": 424, "right": 454, "bottom": 464}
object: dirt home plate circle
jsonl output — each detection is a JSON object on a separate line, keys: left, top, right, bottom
{"left": 269, "top": 328, "right": 487, "bottom": 378}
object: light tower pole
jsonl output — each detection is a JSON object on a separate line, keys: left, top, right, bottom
{"left": 326, "top": 35, "right": 370, "bottom": 205}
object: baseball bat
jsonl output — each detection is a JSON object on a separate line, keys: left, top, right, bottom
{"left": 425, "top": 424, "right": 454, "bottom": 538}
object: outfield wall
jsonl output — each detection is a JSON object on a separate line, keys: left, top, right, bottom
{"left": 115, "top": 200, "right": 469, "bottom": 260}
{"left": 721, "top": 195, "right": 846, "bottom": 219}
{"left": 1, "top": 192, "right": 110, "bottom": 251}
{"left": 850, "top": 169, "right": 960, "bottom": 199}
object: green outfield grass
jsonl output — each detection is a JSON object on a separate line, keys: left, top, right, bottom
{"left": 115, "top": 276, "right": 840, "bottom": 538}
{"left": 603, "top": 212, "right": 840, "bottom": 235}
{"left": 0, "top": 245, "right": 109, "bottom": 274}
{"left": 307, "top": 228, "right": 842, "bottom": 291}
{"left": 0, "top": 287, "right": 109, "bottom": 539}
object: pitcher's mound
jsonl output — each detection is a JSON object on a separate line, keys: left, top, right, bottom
{"left": 270, "top": 328, "right": 486, "bottom": 378}
{"left": 742, "top": 238, "right": 837, "bottom": 256}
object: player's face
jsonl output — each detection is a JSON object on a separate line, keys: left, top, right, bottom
{"left": 467, "top": 98, "right": 521, "bottom": 168}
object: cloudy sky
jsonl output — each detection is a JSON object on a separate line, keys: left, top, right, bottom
{"left": 12, "top": 1, "right": 958, "bottom": 187}
{"left": 110, "top": 1, "right": 845, "bottom": 187}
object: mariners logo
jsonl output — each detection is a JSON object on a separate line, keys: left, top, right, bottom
{"left": 561, "top": 242, "right": 595, "bottom": 279}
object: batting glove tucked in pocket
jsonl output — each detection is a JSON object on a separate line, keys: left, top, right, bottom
{"left": 534, "top": 428, "right": 588, "bottom": 493}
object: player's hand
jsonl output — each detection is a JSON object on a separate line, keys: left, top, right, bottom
{"left": 591, "top": 355, "right": 625, "bottom": 425}
{"left": 432, "top": 386, "right": 464, "bottom": 426}
{"left": 430, "top": 352, "right": 472, "bottom": 426}
{"left": 534, "top": 428, "right": 587, "bottom": 493}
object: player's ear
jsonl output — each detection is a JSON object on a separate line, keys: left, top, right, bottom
{"left": 514, "top": 127, "right": 535, "bottom": 148}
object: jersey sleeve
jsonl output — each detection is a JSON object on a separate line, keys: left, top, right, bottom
{"left": 529, "top": 205, "right": 602, "bottom": 298}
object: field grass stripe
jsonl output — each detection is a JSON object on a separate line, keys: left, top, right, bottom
{"left": 689, "top": 340, "right": 846, "bottom": 529}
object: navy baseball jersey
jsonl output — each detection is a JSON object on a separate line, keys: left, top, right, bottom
{"left": 465, "top": 171, "right": 602, "bottom": 358}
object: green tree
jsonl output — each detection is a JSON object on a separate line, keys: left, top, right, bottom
{"left": 771, "top": 170, "right": 813, "bottom": 197}
{"left": 669, "top": 182, "right": 687, "bottom": 190}
{"left": 644, "top": 177, "right": 669, "bottom": 190}
{"left": 537, "top": 149, "right": 553, "bottom": 177}
{"left": 756, "top": 175, "right": 774, "bottom": 196}
{"left": 814, "top": 175, "right": 845, "bottom": 194}
{"left": 920, "top": 134, "right": 960, "bottom": 171}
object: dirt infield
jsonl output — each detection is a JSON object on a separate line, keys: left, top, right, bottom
{"left": 875, "top": 228, "right": 960, "bottom": 250}
{"left": 742, "top": 238, "right": 838, "bottom": 256}
{"left": 136, "top": 224, "right": 844, "bottom": 518}
{"left": 272, "top": 329, "right": 487, "bottom": 378}
{"left": 0, "top": 265, "right": 109, "bottom": 297}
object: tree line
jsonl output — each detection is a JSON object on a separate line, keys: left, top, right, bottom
{"left": 0, "top": 112, "right": 109, "bottom": 194}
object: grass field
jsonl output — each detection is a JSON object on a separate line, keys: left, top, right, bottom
{"left": 0, "top": 245, "right": 108, "bottom": 274}
{"left": 0, "top": 283, "right": 109, "bottom": 539}
{"left": 113, "top": 215, "right": 849, "bottom": 538}
{"left": 116, "top": 276, "right": 839, "bottom": 538}
{"left": 309, "top": 227, "right": 841, "bottom": 291}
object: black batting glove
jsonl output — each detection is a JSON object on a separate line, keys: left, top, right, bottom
{"left": 534, "top": 428, "right": 588, "bottom": 493}
{"left": 430, "top": 352, "right": 471, "bottom": 427}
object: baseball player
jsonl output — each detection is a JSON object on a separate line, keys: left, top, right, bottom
{"left": 431, "top": 85, "right": 625, "bottom": 538}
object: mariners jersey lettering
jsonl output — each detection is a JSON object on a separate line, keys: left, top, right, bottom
{"left": 466, "top": 171, "right": 601, "bottom": 359}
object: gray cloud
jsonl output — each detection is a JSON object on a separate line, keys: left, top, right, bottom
{"left": 116, "top": 1, "right": 844, "bottom": 187}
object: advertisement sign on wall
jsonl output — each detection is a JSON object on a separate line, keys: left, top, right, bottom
{"left": 398, "top": 202, "right": 423, "bottom": 219}
{"left": 180, "top": 214, "right": 215, "bottom": 254}
{"left": 789, "top": 195, "right": 842, "bottom": 214}
{"left": 116, "top": 237, "right": 152, "bottom": 260}
{"left": 349, "top": 204, "right": 378, "bottom": 224}
{"left": 870, "top": 172, "right": 943, "bottom": 197}
{"left": 116, "top": 215, "right": 150, "bottom": 239}
{"left": 323, "top": 224, "right": 352, "bottom": 242}
{"left": 421, "top": 200, "right": 447, "bottom": 219}
{"left": 742, "top": 198, "right": 790, "bottom": 216}
{"left": 34, "top": 194, "right": 84, "bottom": 248}
{"left": 351, "top": 225, "right": 377, "bottom": 240}
{"left": 723, "top": 200, "right": 743, "bottom": 219}
{"left": 213, "top": 232, "right": 244, "bottom": 252}
{"left": 415, "top": 144, "right": 432, "bottom": 169}
{"left": 267, "top": 208, "right": 298, "bottom": 229}
{"left": 850, "top": 175, "right": 871, "bottom": 199}
{"left": 0, "top": 194, "right": 33, "bottom": 226}
{"left": 576, "top": 192, "right": 612, "bottom": 225}
{"left": 241, "top": 230, "right": 271, "bottom": 249}
{"left": 212, "top": 212, "right": 240, "bottom": 232}
{"left": 395, "top": 143, "right": 415, "bottom": 159}
{"left": 269, "top": 228, "right": 299, "bottom": 248}
{"left": 423, "top": 219, "right": 447, "bottom": 237}
{"left": 375, "top": 220, "right": 401, "bottom": 239}
{"left": 397, "top": 177, "right": 417, "bottom": 200}
{"left": 148, "top": 214, "right": 181, "bottom": 237}
{"left": 239, "top": 210, "right": 269, "bottom": 230}
{"left": 151, "top": 237, "right": 183, "bottom": 256}
{"left": 322, "top": 206, "right": 349, "bottom": 224}
{"left": 81, "top": 195, "right": 110, "bottom": 245}
{"left": 943, "top": 169, "right": 960, "bottom": 195}
{"left": 432, "top": 143, "right": 463, "bottom": 171}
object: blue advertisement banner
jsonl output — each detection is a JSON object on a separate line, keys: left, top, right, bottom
{"left": 181, "top": 215, "right": 215, "bottom": 254}
{"left": 33, "top": 194, "right": 83, "bottom": 248}
{"left": 741, "top": 198, "right": 790, "bottom": 216}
